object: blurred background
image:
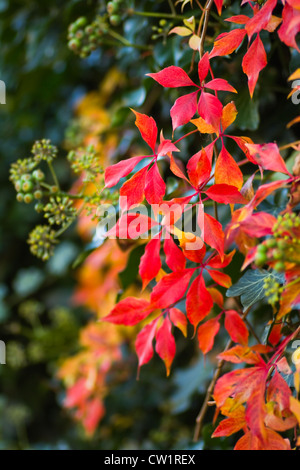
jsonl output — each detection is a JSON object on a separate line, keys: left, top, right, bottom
{"left": 0, "top": 0, "right": 299, "bottom": 450}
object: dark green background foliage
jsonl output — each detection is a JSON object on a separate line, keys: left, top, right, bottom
{"left": 0, "top": 0, "right": 299, "bottom": 450}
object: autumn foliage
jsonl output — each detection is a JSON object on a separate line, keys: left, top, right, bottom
{"left": 10, "top": 0, "right": 300, "bottom": 450}
{"left": 96, "top": 0, "right": 300, "bottom": 450}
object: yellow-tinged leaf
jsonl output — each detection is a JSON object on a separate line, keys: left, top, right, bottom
{"left": 278, "top": 280, "right": 300, "bottom": 319}
{"left": 221, "top": 101, "right": 238, "bottom": 131}
{"left": 155, "top": 268, "right": 167, "bottom": 283}
{"left": 190, "top": 116, "right": 216, "bottom": 134}
{"left": 189, "top": 34, "right": 201, "bottom": 50}
{"left": 288, "top": 68, "right": 300, "bottom": 81}
{"left": 265, "top": 15, "right": 282, "bottom": 33}
{"left": 287, "top": 116, "right": 300, "bottom": 128}
{"left": 215, "top": 146, "right": 244, "bottom": 190}
{"left": 169, "top": 26, "right": 192, "bottom": 37}
{"left": 183, "top": 16, "right": 195, "bottom": 30}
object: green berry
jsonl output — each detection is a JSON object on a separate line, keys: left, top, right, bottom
{"left": 159, "top": 19, "right": 167, "bottom": 27}
{"left": 110, "top": 15, "right": 121, "bottom": 26}
{"left": 274, "top": 261, "right": 285, "bottom": 272}
{"left": 75, "top": 30, "right": 84, "bottom": 39}
{"left": 273, "top": 249, "right": 284, "bottom": 260}
{"left": 21, "top": 180, "right": 34, "bottom": 193}
{"left": 107, "top": 1, "right": 118, "bottom": 14}
{"left": 75, "top": 17, "right": 87, "bottom": 28}
{"left": 32, "top": 169, "right": 45, "bottom": 182}
{"left": 255, "top": 253, "right": 267, "bottom": 266}
{"left": 21, "top": 173, "right": 31, "bottom": 182}
{"left": 50, "top": 186, "right": 58, "bottom": 193}
{"left": 15, "top": 181, "right": 22, "bottom": 192}
{"left": 68, "top": 39, "right": 80, "bottom": 51}
{"left": 34, "top": 203, "right": 43, "bottom": 213}
{"left": 34, "top": 190, "right": 43, "bottom": 199}
{"left": 266, "top": 238, "right": 277, "bottom": 248}
{"left": 16, "top": 193, "right": 24, "bottom": 202}
{"left": 24, "top": 193, "right": 33, "bottom": 204}
{"left": 257, "top": 244, "right": 268, "bottom": 253}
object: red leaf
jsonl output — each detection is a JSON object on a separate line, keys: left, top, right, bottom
{"left": 104, "top": 297, "right": 152, "bottom": 325}
{"left": 278, "top": 3, "right": 300, "bottom": 52}
{"left": 207, "top": 286, "right": 224, "bottom": 308}
{"left": 187, "top": 148, "right": 212, "bottom": 188}
{"left": 207, "top": 269, "right": 232, "bottom": 288}
{"left": 163, "top": 235, "right": 186, "bottom": 272}
{"left": 267, "top": 370, "right": 292, "bottom": 411}
{"left": 245, "top": 369, "right": 268, "bottom": 441}
{"left": 139, "top": 236, "right": 162, "bottom": 289}
{"left": 144, "top": 163, "right": 166, "bottom": 204}
{"left": 169, "top": 308, "right": 188, "bottom": 337}
{"left": 225, "top": 15, "right": 250, "bottom": 25}
{"left": 209, "top": 29, "right": 247, "bottom": 58}
{"left": 198, "top": 52, "right": 210, "bottom": 83}
{"left": 245, "top": 143, "right": 291, "bottom": 175}
{"left": 186, "top": 274, "right": 213, "bottom": 328}
{"left": 241, "top": 211, "right": 277, "bottom": 237}
{"left": 120, "top": 165, "right": 148, "bottom": 211}
{"left": 224, "top": 310, "right": 249, "bottom": 346}
{"left": 242, "top": 34, "right": 267, "bottom": 97}
{"left": 214, "top": 367, "right": 255, "bottom": 407}
{"left": 182, "top": 244, "right": 207, "bottom": 264}
{"left": 131, "top": 109, "right": 158, "bottom": 152}
{"left": 245, "top": 0, "right": 277, "bottom": 41}
{"left": 197, "top": 317, "right": 220, "bottom": 354}
{"left": 169, "top": 154, "right": 190, "bottom": 182}
{"left": 150, "top": 269, "right": 194, "bottom": 309}
{"left": 198, "top": 91, "right": 223, "bottom": 132}
{"left": 170, "top": 91, "right": 199, "bottom": 130}
{"left": 157, "top": 138, "right": 179, "bottom": 157}
{"left": 109, "top": 213, "right": 158, "bottom": 239}
{"left": 234, "top": 429, "right": 291, "bottom": 450}
{"left": 218, "top": 345, "right": 262, "bottom": 364}
{"left": 214, "top": 0, "right": 223, "bottom": 16}
{"left": 204, "top": 184, "right": 248, "bottom": 205}
{"left": 205, "top": 78, "right": 237, "bottom": 93}
{"left": 215, "top": 145, "right": 244, "bottom": 190}
{"left": 248, "top": 179, "right": 288, "bottom": 210}
{"left": 105, "top": 156, "right": 146, "bottom": 188}
{"left": 83, "top": 399, "right": 105, "bottom": 435}
{"left": 208, "top": 250, "right": 235, "bottom": 269}
{"left": 203, "top": 212, "right": 225, "bottom": 260}
{"left": 135, "top": 318, "right": 159, "bottom": 376}
{"left": 147, "top": 66, "right": 197, "bottom": 88}
{"left": 155, "top": 316, "right": 176, "bottom": 376}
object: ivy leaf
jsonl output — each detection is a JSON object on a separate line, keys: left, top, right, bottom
{"left": 226, "top": 269, "right": 284, "bottom": 311}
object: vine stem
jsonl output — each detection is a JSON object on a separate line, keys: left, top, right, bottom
{"left": 279, "top": 140, "right": 300, "bottom": 150}
{"left": 199, "top": 0, "right": 214, "bottom": 59}
{"left": 127, "top": 9, "right": 187, "bottom": 20}
{"left": 47, "top": 161, "right": 60, "bottom": 190}
{"left": 108, "top": 29, "right": 152, "bottom": 50}
{"left": 173, "top": 129, "right": 198, "bottom": 144}
{"left": 193, "top": 306, "right": 252, "bottom": 442}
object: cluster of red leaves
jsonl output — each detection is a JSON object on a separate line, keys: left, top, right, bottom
{"left": 99, "top": 0, "right": 300, "bottom": 449}
{"left": 210, "top": 0, "right": 300, "bottom": 96}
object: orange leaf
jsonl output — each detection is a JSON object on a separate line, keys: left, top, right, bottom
{"left": 155, "top": 316, "right": 176, "bottom": 376}
{"left": 197, "top": 317, "right": 220, "bottom": 354}
{"left": 215, "top": 145, "right": 243, "bottom": 190}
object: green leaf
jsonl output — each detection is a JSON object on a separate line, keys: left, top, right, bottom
{"left": 226, "top": 269, "right": 284, "bottom": 311}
